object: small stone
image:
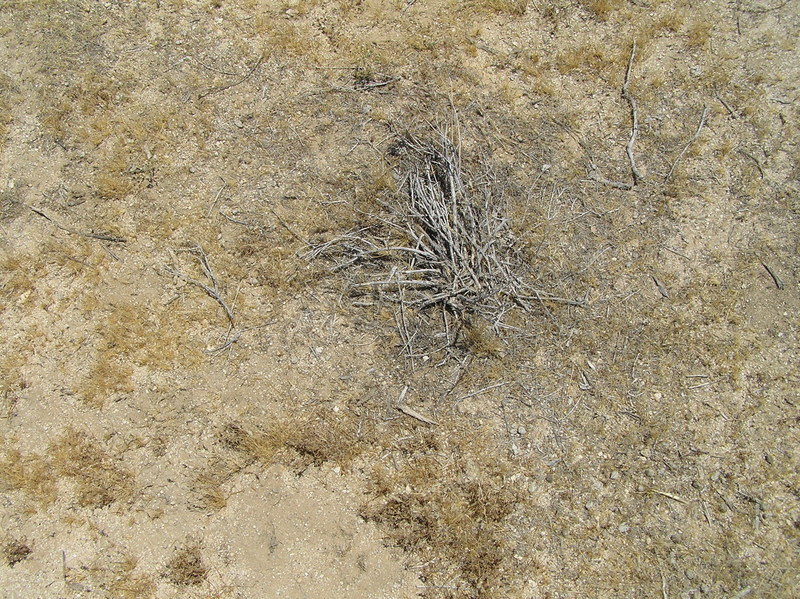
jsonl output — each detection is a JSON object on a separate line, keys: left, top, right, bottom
{"left": 692, "top": 480, "right": 702, "bottom": 489}
{"left": 545, "top": 473, "right": 554, "bottom": 483}
{"left": 610, "top": 470, "right": 621, "bottom": 480}
{"left": 618, "top": 524, "right": 630, "bottom": 533}
{"left": 700, "top": 584, "right": 710, "bottom": 594}
{"left": 517, "top": 425, "right": 527, "bottom": 436}
{"left": 765, "top": 454, "right": 774, "bottom": 464}
{"left": 234, "top": 119, "right": 244, "bottom": 128}
{"left": 685, "top": 568, "right": 696, "bottom": 580}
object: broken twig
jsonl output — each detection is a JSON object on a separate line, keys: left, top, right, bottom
{"left": 622, "top": 41, "right": 644, "bottom": 184}
{"left": 396, "top": 386, "right": 438, "bottom": 426}
{"left": 199, "top": 53, "right": 266, "bottom": 99}
{"left": 166, "top": 243, "right": 235, "bottom": 325}
{"left": 664, "top": 105, "right": 709, "bottom": 184}
{"left": 30, "top": 206, "right": 127, "bottom": 243}
{"left": 761, "top": 262, "right": 784, "bottom": 290}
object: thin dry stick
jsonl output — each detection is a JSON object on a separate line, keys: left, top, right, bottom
{"left": 166, "top": 267, "right": 235, "bottom": 325}
{"left": 199, "top": 52, "right": 266, "bottom": 99}
{"left": 207, "top": 181, "right": 228, "bottom": 217}
{"left": 761, "top": 262, "right": 784, "bottom": 290}
{"left": 30, "top": 206, "right": 127, "bottom": 243}
{"left": 587, "top": 168, "right": 633, "bottom": 190}
{"left": 587, "top": 42, "right": 642, "bottom": 190}
{"left": 396, "top": 385, "right": 438, "bottom": 425}
{"left": 653, "top": 489, "right": 688, "bottom": 504}
{"left": 166, "top": 244, "right": 235, "bottom": 325}
{"left": 452, "top": 381, "right": 509, "bottom": 409}
{"left": 664, "top": 105, "right": 709, "bottom": 183}
{"left": 715, "top": 91, "right": 739, "bottom": 119}
{"left": 622, "top": 41, "right": 644, "bottom": 184}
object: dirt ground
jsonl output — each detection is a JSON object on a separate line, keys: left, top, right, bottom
{"left": 1, "top": 1, "right": 798, "bottom": 598}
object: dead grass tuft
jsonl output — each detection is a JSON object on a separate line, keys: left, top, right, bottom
{"left": 0, "top": 249, "right": 38, "bottom": 309}
{"left": 165, "top": 545, "right": 207, "bottom": 586}
{"left": 189, "top": 469, "right": 230, "bottom": 513}
{"left": 1, "top": 537, "right": 32, "bottom": 567}
{"left": 468, "top": 0, "right": 529, "bottom": 16}
{"left": 580, "top": 0, "right": 624, "bottom": 21}
{"left": 363, "top": 429, "right": 522, "bottom": 597}
{"left": 80, "top": 303, "right": 201, "bottom": 406}
{"left": 0, "top": 73, "right": 16, "bottom": 150}
{"left": 284, "top": 411, "right": 366, "bottom": 472}
{"left": 220, "top": 411, "right": 366, "bottom": 473}
{"left": 49, "top": 428, "right": 135, "bottom": 508}
{"left": 0, "top": 446, "right": 57, "bottom": 506}
{"left": 219, "top": 420, "right": 296, "bottom": 465}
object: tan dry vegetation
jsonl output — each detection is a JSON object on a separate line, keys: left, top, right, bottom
{"left": 0, "top": 0, "right": 798, "bottom": 598}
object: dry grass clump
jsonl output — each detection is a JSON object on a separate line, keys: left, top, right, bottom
{"left": 0, "top": 446, "right": 57, "bottom": 506}
{"left": 189, "top": 470, "right": 229, "bottom": 513}
{"left": 49, "top": 428, "right": 134, "bottom": 508}
{"left": 219, "top": 421, "right": 291, "bottom": 465}
{"left": 364, "top": 428, "right": 523, "bottom": 597}
{"left": 80, "top": 303, "right": 201, "bottom": 406}
{"left": 0, "top": 73, "right": 15, "bottom": 150}
{"left": 220, "top": 410, "right": 366, "bottom": 473}
{"left": 78, "top": 551, "right": 156, "bottom": 599}
{"left": 468, "top": 0, "right": 529, "bottom": 16}
{"left": 0, "top": 253, "right": 36, "bottom": 309}
{"left": 1, "top": 537, "right": 32, "bottom": 567}
{"left": 164, "top": 545, "right": 207, "bottom": 586}
{"left": 579, "top": 0, "right": 624, "bottom": 21}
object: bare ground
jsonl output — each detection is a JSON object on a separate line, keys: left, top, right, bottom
{"left": 1, "top": 1, "right": 798, "bottom": 598}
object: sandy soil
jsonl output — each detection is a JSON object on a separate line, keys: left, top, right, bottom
{"left": 1, "top": 1, "right": 798, "bottom": 598}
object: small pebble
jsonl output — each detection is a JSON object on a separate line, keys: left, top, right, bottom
{"left": 618, "top": 524, "right": 630, "bottom": 533}
{"left": 610, "top": 470, "right": 621, "bottom": 480}
{"left": 685, "top": 568, "right": 696, "bottom": 580}
{"left": 517, "top": 425, "right": 527, "bottom": 436}
{"left": 765, "top": 454, "right": 774, "bottom": 464}
{"left": 700, "top": 584, "right": 710, "bottom": 594}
